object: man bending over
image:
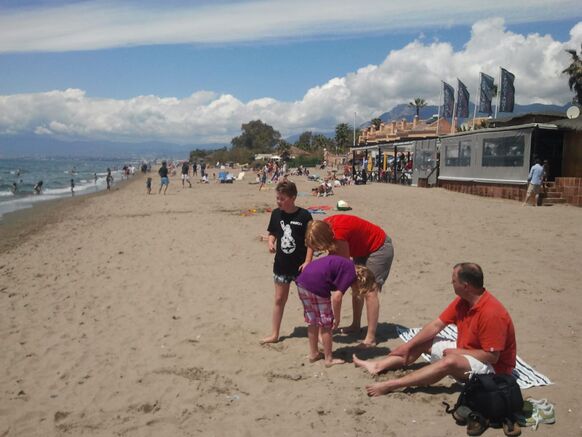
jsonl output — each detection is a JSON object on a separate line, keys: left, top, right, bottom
{"left": 353, "top": 263, "right": 516, "bottom": 396}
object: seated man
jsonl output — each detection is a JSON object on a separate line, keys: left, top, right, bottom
{"left": 353, "top": 263, "right": 516, "bottom": 396}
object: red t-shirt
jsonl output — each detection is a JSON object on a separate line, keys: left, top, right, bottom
{"left": 324, "top": 215, "right": 386, "bottom": 258}
{"left": 439, "top": 290, "right": 516, "bottom": 375}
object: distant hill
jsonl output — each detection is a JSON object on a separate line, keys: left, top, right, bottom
{"left": 0, "top": 134, "right": 226, "bottom": 159}
{"left": 373, "top": 102, "right": 569, "bottom": 125}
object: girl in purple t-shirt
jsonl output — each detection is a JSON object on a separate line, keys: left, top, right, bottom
{"left": 296, "top": 255, "right": 375, "bottom": 366}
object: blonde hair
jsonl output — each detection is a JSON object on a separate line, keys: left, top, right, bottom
{"left": 353, "top": 264, "right": 376, "bottom": 298}
{"left": 305, "top": 220, "right": 336, "bottom": 252}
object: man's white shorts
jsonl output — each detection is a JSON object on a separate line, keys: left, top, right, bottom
{"left": 430, "top": 338, "right": 494, "bottom": 376}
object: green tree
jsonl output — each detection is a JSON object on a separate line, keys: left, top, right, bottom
{"left": 563, "top": 43, "right": 582, "bottom": 104}
{"left": 312, "top": 134, "right": 334, "bottom": 151}
{"left": 296, "top": 131, "right": 314, "bottom": 151}
{"left": 231, "top": 120, "right": 281, "bottom": 152}
{"left": 371, "top": 118, "right": 382, "bottom": 130}
{"left": 335, "top": 123, "right": 350, "bottom": 152}
{"left": 408, "top": 97, "right": 427, "bottom": 117}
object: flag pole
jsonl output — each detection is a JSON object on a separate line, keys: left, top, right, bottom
{"left": 436, "top": 82, "right": 443, "bottom": 137}
{"left": 451, "top": 80, "right": 458, "bottom": 134}
{"left": 494, "top": 67, "right": 501, "bottom": 119}
{"left": 472, "top": 74, "right": 480, "bottom": 130}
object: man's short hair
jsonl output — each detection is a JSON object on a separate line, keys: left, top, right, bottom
{"left": 276, "top": 180, "right": 297, "bottom": 198}
{"left": 454, "top": 263, "right": 484, "bottom": 289}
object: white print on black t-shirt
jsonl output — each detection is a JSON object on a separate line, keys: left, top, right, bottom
{"left": 280, "top": 220, "right": 296, "bottom": 254}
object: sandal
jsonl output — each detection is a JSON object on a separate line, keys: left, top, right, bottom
{"left": 466, "top": 412, "right": 489, "bottom": 436}
{"left": 452, "top": 405, "right": 472, "bottom": 425}
{"left": 503, "top": 418, "right": 522, "bottom": 437}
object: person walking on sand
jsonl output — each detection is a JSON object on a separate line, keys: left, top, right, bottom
{"left": 146, "top": 177, "right": 152, "bottom": 194}
{"left": 106, "top": 168, "right": 113, "bottom": 191}
{"left": 296, "top": 254, "right": 375, "bottom": 366}
{"left": 261, "top": 181, "right": 313, "bottom": 344}
{"left": 523, "top": 158, "right": 544, "bottom": 206}
{"left": 158, "top": 161, "right": 169, "bottom": 195}
{"left": 181, "top": 161, "right": 192, "bottom": 188}
{"left": 306, "top": 215, "right": 394, "bottom": 347}
{"left": 70, "top": 178, "right": 75, "bottom": 195}
{"left": 353, "top": 263, "right": 516, "bottom": 397}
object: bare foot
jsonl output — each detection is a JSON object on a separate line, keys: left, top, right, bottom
{"left": 339, "top": 325, "right": 361, "bottom": 334}
{"left": 324, "top": 358, "right": 345, "bottom": 367}
{"left": 260, "top": 335, "right": 279, "bottom": 344}
{"left": 353, "top": 354, "right": 381, "bottom": 375}
{"left": 366, "top": 382, "right": 393, "bottom": 397}
{"left": 357, "top": 340, "right": 377, "bottom": 349}
{"left": 309, "top": 352, "right": 324, "bottom": 363}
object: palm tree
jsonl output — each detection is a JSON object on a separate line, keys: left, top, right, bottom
{"left": 371, "top": 118, "right": 382, "bottom": 130}
{"left": 408, "top": 97, "right": 427, "bottom": 117}
{"left": 563, "top": 43, "right": 582, "bottom": 104}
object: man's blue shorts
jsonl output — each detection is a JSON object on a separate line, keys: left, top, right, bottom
{"left": 160, "top": 176, "right": 169, "bottom": 185}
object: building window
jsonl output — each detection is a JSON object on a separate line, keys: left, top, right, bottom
{"left": 445, "top": 141, "right": 471, "bottom": 166}
{"left": 482, "top": 136, "right": 525, "bottom": 167}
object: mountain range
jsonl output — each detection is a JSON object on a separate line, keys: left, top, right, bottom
{"left": 0, "top": 102, "right": 571, "bottom": 158}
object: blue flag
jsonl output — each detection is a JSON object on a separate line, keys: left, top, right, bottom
{"left": 456, "top": 79, "right": 470, "bottom": 118}
{"left": 442, "top": 82, "right": 455, "bottom": 119}
{"left": 479, "top": 73, "right": 495, "bottom": 114}
{"left": 499, "top": 68, "right": 515, "bottom": 112}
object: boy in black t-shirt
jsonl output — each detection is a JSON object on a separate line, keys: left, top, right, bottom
{"left": 261, "top": 181, "right": 313, "bottom": 344}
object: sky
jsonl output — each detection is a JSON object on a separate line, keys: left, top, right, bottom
{"left": 0, "top": 0, "right": 581, "bottom": 146}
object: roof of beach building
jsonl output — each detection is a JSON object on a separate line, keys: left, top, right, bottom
{"left": 488, "top": 111, "right": 566, "bottom": 128}
{"left": 358, "top": 116, "right": 450, "bottom": 145}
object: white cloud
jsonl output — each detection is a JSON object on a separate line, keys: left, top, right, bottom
{"left": 0, "top": 18, "right": 580, "bottom": 144}
{"left": 0, "top": 0, "right": 580, "bottom": 53}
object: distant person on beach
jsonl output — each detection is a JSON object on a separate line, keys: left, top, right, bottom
{"left": 259, "top": 168, "right": 267, "bottom": 191}
{"left": 11, "top": 182, "right": 17, "bottom": 194}
{"left": 296, "top": 254, "right": 375, "bottom": 366}
{"left": 146, "top": 177, "right": 152, "bottom": 194}
{"left": 33, "top": 180, "right": 43, "bottom": 194}
{"left": 159, "top": 161, "right": 169, "bottom": 195}
{"left": 106, "top": 168, "right": 113, "bottom": 191}
{"left": 181, "top": 162, "right": 192, "bottom": 188}
{"left": 261, "top": 181, "right": 313, "bottom": 344}
{"left": 523, "top": 158, "right": 544, "bottom": 207}
{"left": 306, "top": 215, "right": 394, "bottom": 347}
{"left": 353, "top": 263, "right": 516, "bottom": 397}
{"left": 70, "top": 178, "right": 75, "bottom": 195}
{"left": 94, "top": 173, "right": 98, "bottom": 184}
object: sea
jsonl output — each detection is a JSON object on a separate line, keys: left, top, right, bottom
{"left": 0, "top": 157, "right": 144, "bottom": 220}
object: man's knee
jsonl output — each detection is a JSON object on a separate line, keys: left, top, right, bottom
{"left": 438, "top": 355, "right": 472, "bottom": 378}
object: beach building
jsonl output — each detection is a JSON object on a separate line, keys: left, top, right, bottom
{"left": 352, "top": 115, "right": 449, "bottom": 184}
{"left": 438, "top": 111, "right": 582, "bottom": 206}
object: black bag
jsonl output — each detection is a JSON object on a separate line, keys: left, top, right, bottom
{"left": 445, "top": 373, "right": 523, "bottom": 423}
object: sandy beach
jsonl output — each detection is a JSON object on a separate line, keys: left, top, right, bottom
{"left": 1, "top": 171, "right": 581, "bottom": 436}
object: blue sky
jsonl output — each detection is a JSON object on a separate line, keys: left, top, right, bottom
{"left": 0, "top": 1, "right": 581, "bottom": 144}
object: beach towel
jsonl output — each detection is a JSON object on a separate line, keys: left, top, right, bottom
{"left": 396, "top": 325, "right": 552, "bottom": 389}
{"left": 307, "top": 205, "right": 332, "bottom": 215}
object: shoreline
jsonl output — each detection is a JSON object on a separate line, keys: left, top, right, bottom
{"left": 0, "top": 173, "right": 143, "bottom": 254}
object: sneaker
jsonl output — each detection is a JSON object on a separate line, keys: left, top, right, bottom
{"left": 525, "top": 404, "right": 556, "bottom": 430}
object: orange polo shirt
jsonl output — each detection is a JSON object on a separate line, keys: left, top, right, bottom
{"left": 439, "top": 290, "right": 516, "bottom": 375}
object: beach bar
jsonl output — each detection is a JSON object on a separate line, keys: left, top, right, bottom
{"left": 438, "top": 112, "right": 582, "bottom": 206}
